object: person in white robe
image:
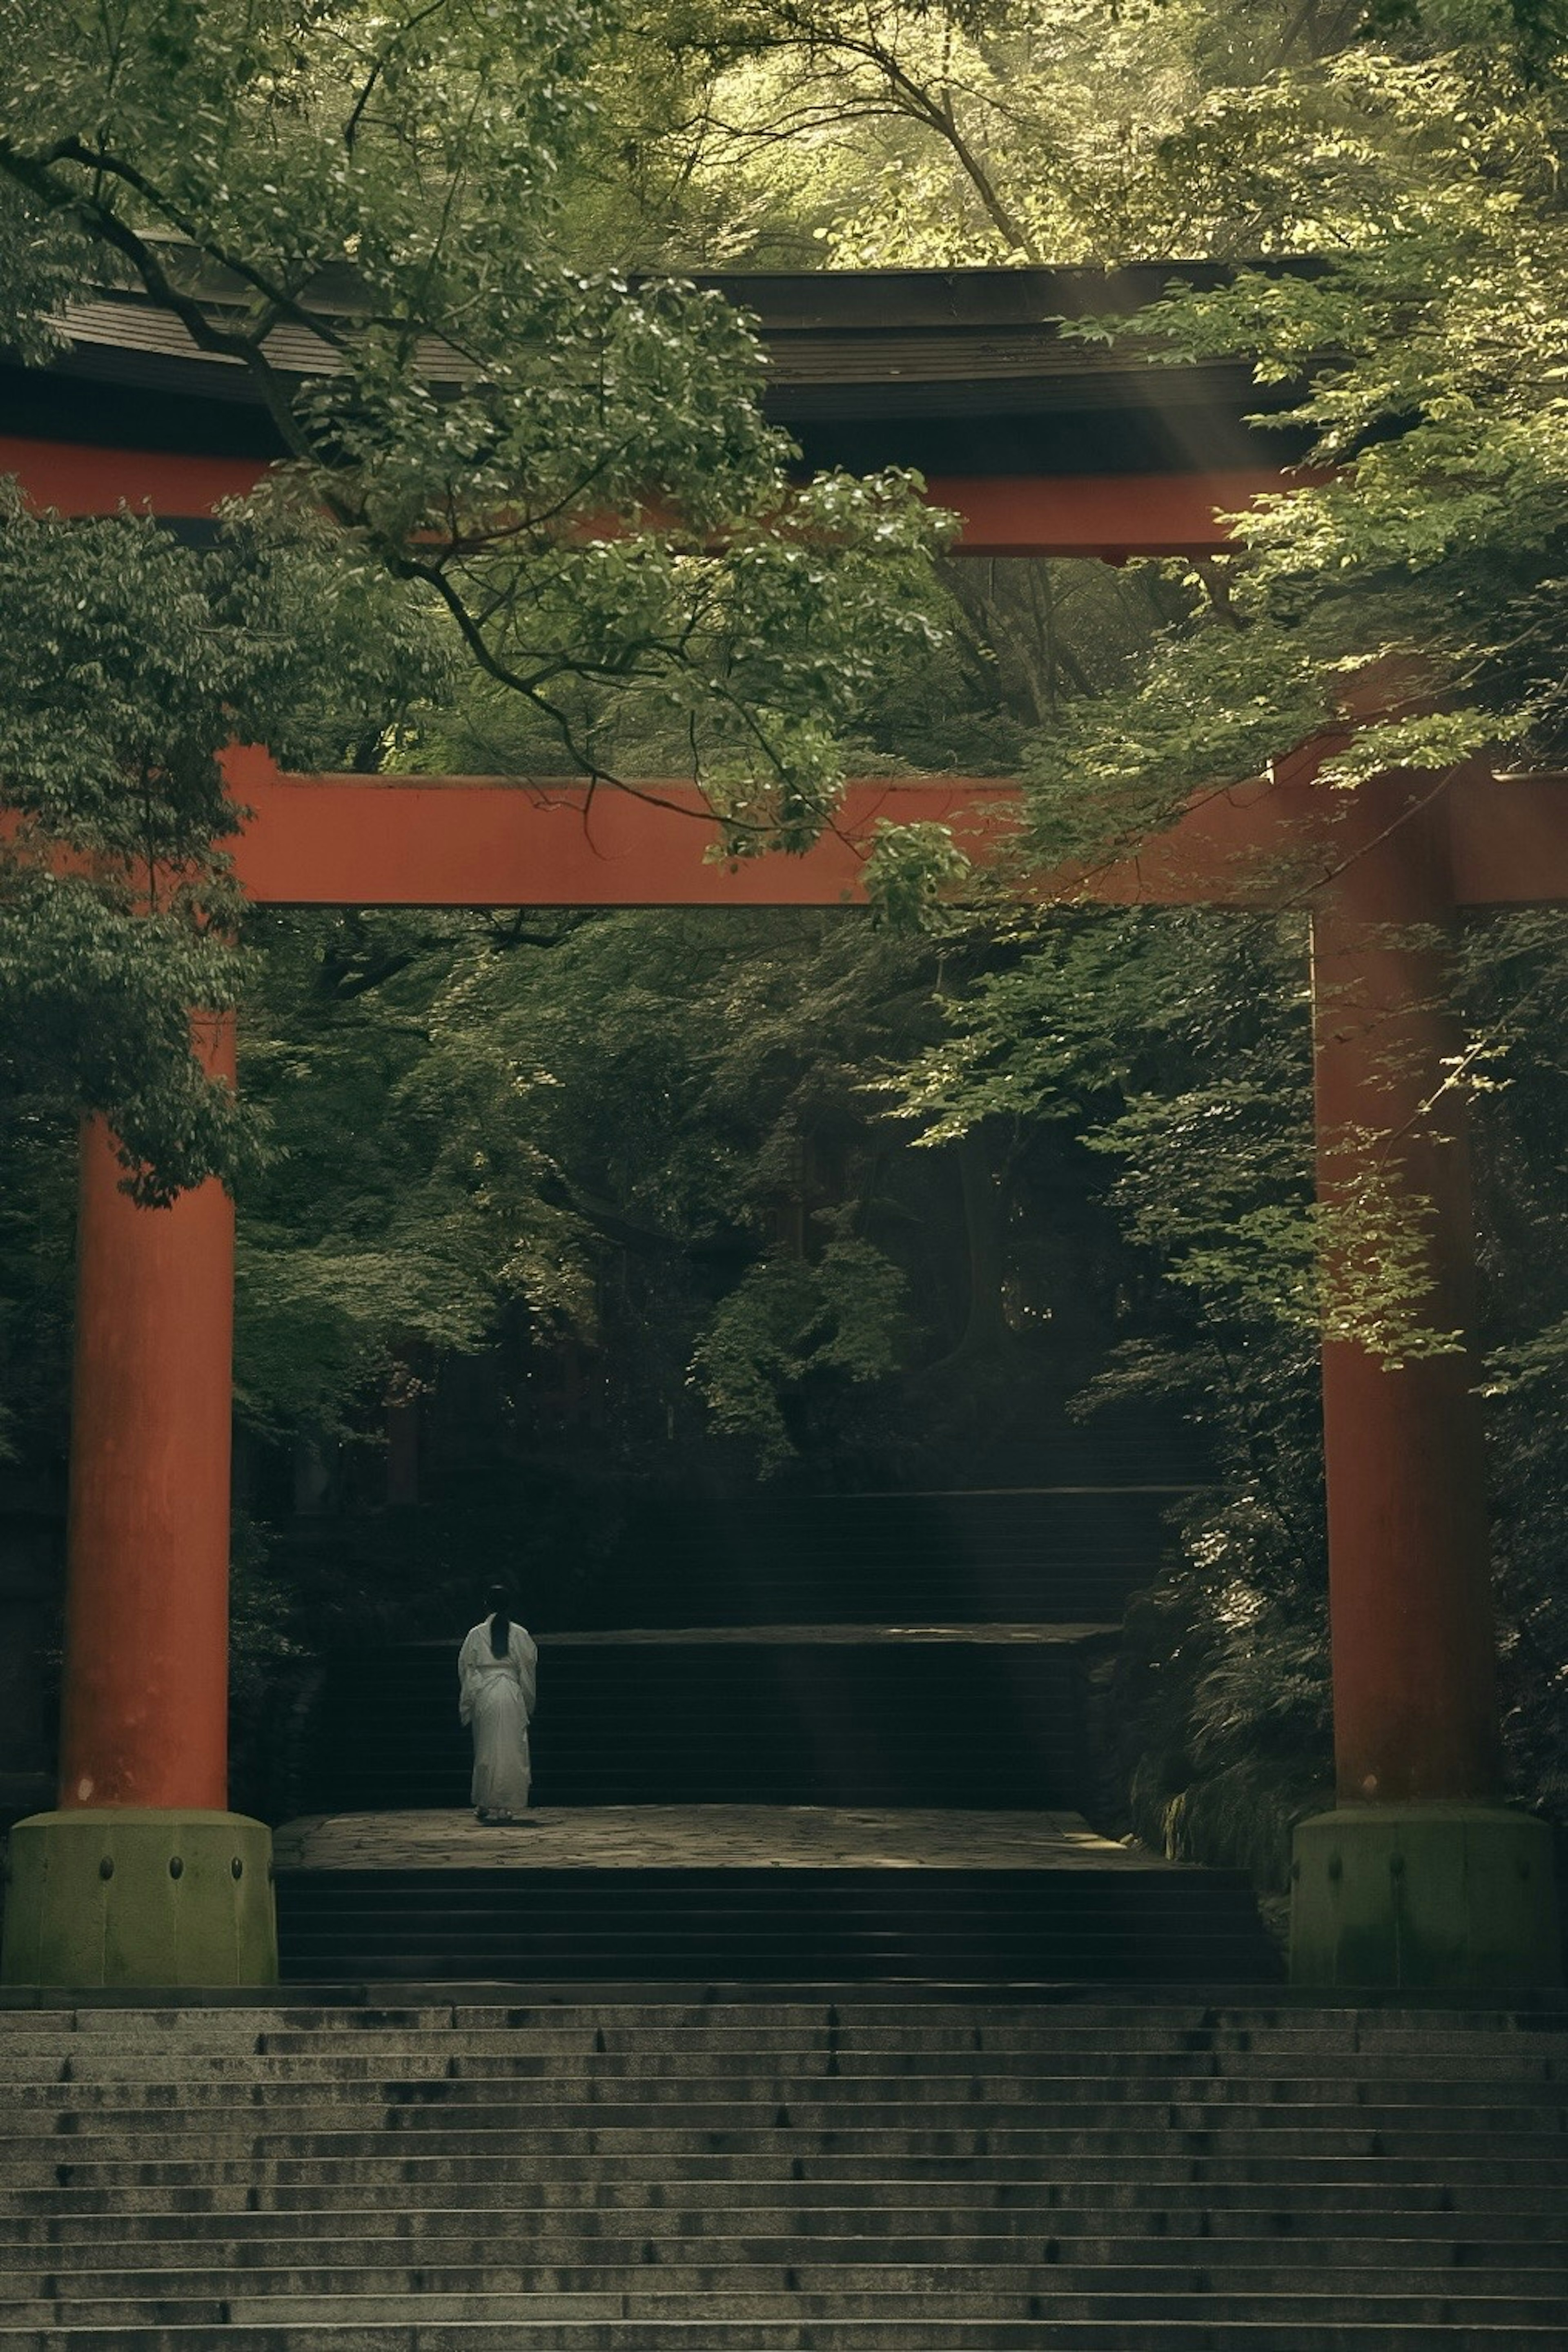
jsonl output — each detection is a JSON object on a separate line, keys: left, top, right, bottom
{"left": 458, "top": 1587, "right": 538, "bottom": 1823}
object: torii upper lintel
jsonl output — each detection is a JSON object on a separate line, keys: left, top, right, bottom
{"left": 223, "top": 750, "right": 1568, "bottom": 914}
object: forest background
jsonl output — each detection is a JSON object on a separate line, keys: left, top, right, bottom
{"left": 3, "top": 0, "right": 1568, "bottom": 1878}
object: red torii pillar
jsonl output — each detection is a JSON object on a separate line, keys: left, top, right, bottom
{"left": 62, "top": 1025, "right": 237, "bottom": 1817}
{"left": 1290, "top": 771, "right": 1556, "bottom": 1984}
{"left": 3, "top": 1017, "right": 276, "bottom": 1985}
{"left": 997, "top": 746, "right": 1561, "bottom": 1983}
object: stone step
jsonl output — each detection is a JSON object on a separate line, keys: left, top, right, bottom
{"left": 6, "top": 2079, "right": 1561, "bottom": 2117}
{"left": 2, "top": 2327, "right": 1568, "bottom": 2352}
{"left": 295, "top": 1969, "right": 1285, "bottom": 1993}
{"left": 7, "top": 2286, "right": 1568, "bottom": 2326}
{"left": 27, "top": 2157, "right": 1568, "bottom": 2194}
{"left": 272, "top": 1871, "right": 1254, "bottom": 1895}
{"left": 7, "top": 2201, "right": 1568, "bottom": 2243}
{"left": 14, "top": 2172, "right": 1567, "bottom": 2215}
{"left": 9, "top": 2079, "right": 1564, "bottom": 2120}
{"left": 15, "top": 2126, "right": 1568, "bottom": 2154}
{"left": 272, "top": 1904, "right": 1271, "bottom": 1921}
{"left": 13, "top": 2070, "right": 1564, "bottom": 2118}
{"left": 272, "top": 1865, "right": 1283, "bottom": 1986}
{"left": 17, "top": 2109, "right": 1568, "bottom": 2153}
{"left": 272, "top": 1882, "right": 1260, "bottom": 1900}
{"left": 273, "top": 1951, "right": 1285, "bottom": 1984}
{"left": 3, "top": 2041, "right": 1561, "bottom": 2079}
{"left": 8, "top": 2244, "right": 1568, "bottom": 2287}
{"left": 7, "top": 1999, "right": 1563, "bottom": 2036}
{"left": 2, "top": 2045, "right": 1561, "bottom": 2079}
{"left": 7, "top": 2220, "right": 1567, "bottom": 2260}
{"left": 14, "top": 2255, "right": 1568, "bottom": 2299}
{"left": 3, "top": 2323, "right": 1568, "bottom": 2342}
{"left": 269, "top": 1895, "right": 1261, "bottom": 1912}
{"left": 31, "top": 2027, "right": 1539, "bottom": 2059}
{"left": 267, "top": 1898, "right": 1276, "bottom": 1923}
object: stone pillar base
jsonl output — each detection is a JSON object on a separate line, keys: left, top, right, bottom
{"left": 1, "top": 1811, "right": 277, "bottom": 1987}
{"left": 1291, "top": 1804, "right": 1560, "bottom": 1989}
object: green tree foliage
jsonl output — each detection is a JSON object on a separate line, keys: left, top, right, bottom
{"left": 220, "top": 551, "right": 1172, "bottom": 1502}
{"left": 689, "top": 1236, "right": 913, "bottom": 1472}
{"left": 233, "top": 905, "right": 936, "bottom": 1465}
{"left": 693, "top": 0, "right": 1568, "bottom": 1861}
{"left": 1465, "top": 912, "right": 1568, "bottom": 1822}
{"left": 1000, "top": 11, "right": 1568, "bottom": 1854}
{"left": 895, "top": 907, "right": 1331, "bottom": 1858}
{"left": 565, "top": 0, "right": 1310, "bottom": 266}
{"left": 0, "top": 0, "right": 948, "bottom": 1193}
{"left": 0, "top": 488, "right": 445, "bottom": 1196}
{"left": 223, "top": 879, "right": 1158, "bottom": 1530}
{"left": 0, "top": 0, "right": 946, "bottom": 810}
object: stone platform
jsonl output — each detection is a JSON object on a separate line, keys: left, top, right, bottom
{"left": 273, "top": 1804, "right": 1154, "bottom": 1874}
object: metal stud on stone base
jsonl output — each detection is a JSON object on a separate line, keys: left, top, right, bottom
{"left": 1290, "top": 1803, "right": 1561, "bottom": 1989}
{"left": 0, "top": 1810, "right": 276, "bottom": 1987}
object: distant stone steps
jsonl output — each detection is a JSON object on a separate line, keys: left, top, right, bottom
{"left": 311, "top": 1639, "right": 1102, "bottom": 1812}
{"left": 302, "top": 1484, "right": 1192, "bottom": 1817}
{"left": 576, "top": 1489, "right": 1195, "bottom": 1631}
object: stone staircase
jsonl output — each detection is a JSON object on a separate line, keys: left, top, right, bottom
{"left": 572, "top": 1489, "right": 1196, "bottom": 1629}
{"left": 279, "top": 1472, "right": 1292, "bottom": 1984}
{"left": 281, "top": 1473, "right": 1287, "bottom": 1985}
{"left": 2, "top": 1991, "right": 1567, "bottom": 2346}
{"left": 275, "top": 1864, "right": 1281, "bottom": 1983}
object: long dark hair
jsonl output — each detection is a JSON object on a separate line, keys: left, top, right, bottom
{"left": 486, "top": 1585, "right": 512, "bottom": 1659}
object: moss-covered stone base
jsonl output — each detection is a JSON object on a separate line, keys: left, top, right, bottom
{"left": 1, "top": 1811, "right": 277, "bottom": 1987}
{"left": 1291, "top": 1803, "right": 1560, "bottom": 1989}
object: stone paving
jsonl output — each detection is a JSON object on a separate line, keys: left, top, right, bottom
{"left": 272, "top": 1804, "right": 1160, "bottom": 1873}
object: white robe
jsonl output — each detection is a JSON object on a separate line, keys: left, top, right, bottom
{"left": 458, "top": 1616, "right": 538, "bottom": 1815}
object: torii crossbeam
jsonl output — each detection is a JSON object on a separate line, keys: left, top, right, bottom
{"left": 1, "top": 271, "right": 1561, "bottom": 1995}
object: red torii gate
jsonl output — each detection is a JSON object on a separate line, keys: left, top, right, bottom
{"left": 0, "top": 419, "right": 1561, "bottom": 1993}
